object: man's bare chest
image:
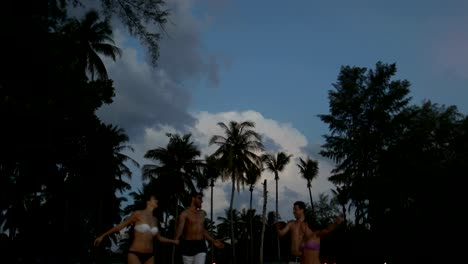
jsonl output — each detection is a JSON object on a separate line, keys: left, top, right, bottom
{"left": 186, "top": 213, "right": 204, "bottom": 225}
{"left": 291, "top": 222, "right": 306, "bottom": 235}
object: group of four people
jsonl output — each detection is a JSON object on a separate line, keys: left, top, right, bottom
{"left": 94, "top": 192, "right": 341, "bottom": 264}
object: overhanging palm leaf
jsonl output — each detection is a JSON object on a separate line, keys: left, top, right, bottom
{"left": 61, "top": 9, "right": 121, "bottom": 80}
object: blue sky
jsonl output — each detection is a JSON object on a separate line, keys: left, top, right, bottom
{"left": 97, "top": 0, "right": 468, "bottom": 223}
{"left": 191, "top": 0, "right": 468, "bottom": 138}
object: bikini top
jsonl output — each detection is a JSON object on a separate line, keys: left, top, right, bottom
{"left": 300, "top": 240, "right": 320, "bottom": 251}
{"left": 134, "top": 223, "right": 158, "bottom": 236}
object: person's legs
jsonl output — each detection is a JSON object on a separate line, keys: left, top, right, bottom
{"left": 128, "top": 252, "right": 141, "bottom": 264}
{"left": 182, "top": 255, "right": 195, "bottom": 264}
{"left": 193, "top": 252, "right": 206, "bottom": 264}
{"left": 143, "top": 256, "right": 154, "bottom": 264}
{"left": 288, "top": 255, "right": 301, "bottom": 264}
{"left": 128, "top": 251, "right": 153, "bottom": 264}
{"left": 180, "top": 240, "right": 207, "bottom": 264}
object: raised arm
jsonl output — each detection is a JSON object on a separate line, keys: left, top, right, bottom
{"left": 317, "top": 216, "right": 343, "bottom": 238}
{"left": 94, "top": 212, "right": 138, "bottom": 246}
{"left": 276, "top": 221, "right": 291, "bottom": 237}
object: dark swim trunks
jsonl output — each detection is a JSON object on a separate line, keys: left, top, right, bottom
{"left": 180, "top": 239, "right": 208, "bottom": 256}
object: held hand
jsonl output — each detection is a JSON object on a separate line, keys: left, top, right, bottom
{"left": 335, "top": 216, "right": 344, "bottom": 224}
{"left": 213, "top": 239, "right": 225, "bottom": 249}
{"left": 94, "top": 236, "right": 103, "bottom": 247}
{"left": 174, "top": 239, "right": 180, "bottom": 245}
{"left": 274, "top": 222, "right": 281, "bottom": 230}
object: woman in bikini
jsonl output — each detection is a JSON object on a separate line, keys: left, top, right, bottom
{"left": 94, "top": 193, "right": 179, "bottom": 264}
{"left": 300, "top": 216, "right": 343, "bottom": 264}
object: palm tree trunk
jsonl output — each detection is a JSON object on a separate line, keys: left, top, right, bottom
{"left": 65, "top": 198, "right": 70, "bottom": 234}
{"left": 259, "top": 180, "right": 267, "bottom": 264}
{"left": 211, "top": 180, "right": 215, "bottom": 264}
{"left": 308, "top": 182, "right": 314, "bottom": 212}
{"left": 342, "top": 205, "right": 347, "bottom": 224}
{"left": 275, "top": 176, "right": 281, "bottom": 263}
{"left": 249, "top": 186, "right": 254, "bottom": 264}
{"left": 275, "top": 176, "right": 279, "bottom": 220}
{"left": 230, "top": 174, "right": 236, "bottom": 264}
{"left": 165, "top": 211, "right": 169, "bottom": 230}
{"left": 10, "top": 226, "right": 16, "bottom": 240}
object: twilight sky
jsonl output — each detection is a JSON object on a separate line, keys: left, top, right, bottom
{"left": 93, "top": 0, "right": 468, "bottom": 223}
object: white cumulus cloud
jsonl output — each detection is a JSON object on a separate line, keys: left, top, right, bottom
{"left": 124, "top": 110, "right": 336, "bottom": 223}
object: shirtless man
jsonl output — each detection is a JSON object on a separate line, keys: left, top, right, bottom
{"left": 276, "top": 201, "right": 307, "bottom": 264}
{"left": 174, "top": 191, "right": 224, "bottom": 264}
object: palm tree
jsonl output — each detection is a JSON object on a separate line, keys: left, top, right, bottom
{"left": 297, "top": 157, "right": 319, "bottom": 212}
{"left": 142, "top": 133, "right": 203, "bottom": 264}
{"left": 58, "top": 123, "right": 137, "bottom": 259}
{"left": 245, "top": 163, "right": 262, "bottom": 216}
{"left": 244, "top": 163, "right": 262, "bottom": 264}
{"left": 123, "top": 188, "right": 145, "bottom": 215}
{"left": 209, "top": 120, "right": 264, "bottom": 264}
{"left": 203, "top": 155, "right": 222, "bottom": 223}
{"left": 95, "top": 124, "right": 139, "bottom": 234}
{"left": 217, "top": 208, "right": 243, "bottom": 244}
{"left": 259, "top": 179, "right": 268, "bottom": 264}
{"left": 203, "top": 155, "right": 222, "bottom": 263}
{"left": 239, "top": 208, "right": 263, "bottom": 264}
{"left": 61, "top": 9, "right": 121, "bottom": 80}
{"left": 331, "top": 185, "right": 350, "bottom": 224}
{"left": 142, "top": 133, "right": 203, "bottom": 204}
{"left": 262, "top": 151, "right": 292, "bottom": 263}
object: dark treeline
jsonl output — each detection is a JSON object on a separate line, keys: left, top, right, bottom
{"left": 1, "top": 1, "right": 466, "bottom": 264}
{"left": 318, "top": 62, "right": 467, "bottom": 263}
{"left": 0, "top": 0, "right": 169, "bottom": 263}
